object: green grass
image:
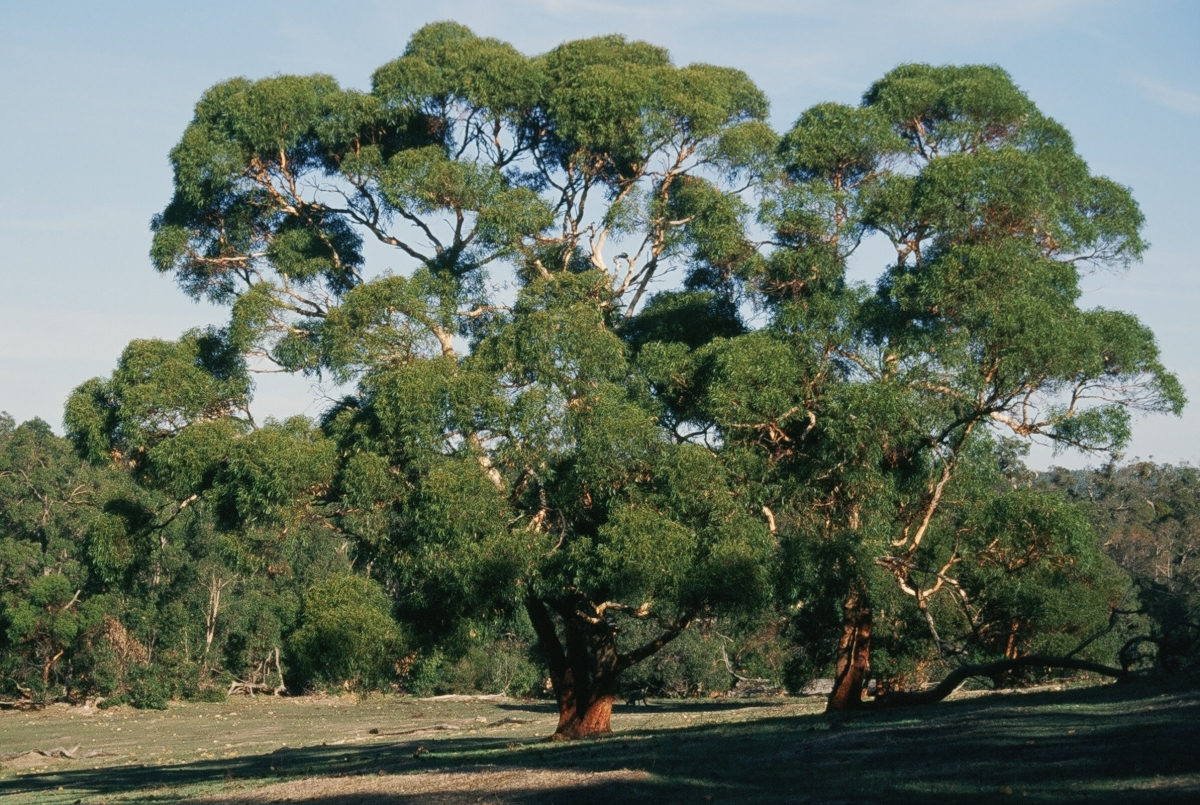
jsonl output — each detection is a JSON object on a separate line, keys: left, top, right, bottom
{"left": 1, "top": 681, "right": 1197, "bottom": 803}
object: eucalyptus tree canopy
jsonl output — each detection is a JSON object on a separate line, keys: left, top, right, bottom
{"left": 704, "top": 64, "right": 1182, "bottom": 709}
{"left": 59, "top": 330, "right": 354, "bottom": 701}
{"left": 129, "top": 24, "right": 1181, "bottom": 731}
{"left": 146, "top": 22, "right": 774, "bottom": 738}
{"left": 0, "top": 415, "right": 107, "bottom": 697}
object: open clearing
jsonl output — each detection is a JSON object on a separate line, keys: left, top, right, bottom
{"left": 2, "top": 681, "right": 1198, "bottom": 804}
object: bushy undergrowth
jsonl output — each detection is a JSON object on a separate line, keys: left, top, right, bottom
{"left": 3, "top": 409, "right": 1197, "bottom": 709}
{"left": 289, "top": 574, "right": 404, "bottom": 691}
{"left": 620, "top": 627, "right": 732, "bottom": 698}
{"left": 404, "top": 632, "right": 544, "bottom": 698}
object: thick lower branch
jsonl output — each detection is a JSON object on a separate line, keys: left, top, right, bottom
{"left": 876, "top": 655, "right": 1126, "bottom": 707}
{"left": 617, "top": 611, "right": 695, "bottom": 672}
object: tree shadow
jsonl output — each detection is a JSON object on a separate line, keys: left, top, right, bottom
{"left": 493, "top": 697, "right": 789, "bottom": 715}
{"left": 617, "top": 698, "right": 793, "bottom": 713}
{"left": 3, "top": 684, "right": 1198, "bottom": 804}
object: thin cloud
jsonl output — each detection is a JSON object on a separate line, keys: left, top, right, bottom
{"left": 532, "top": 0, "right": 1095, "bottom": 27}
{"left": 1134, "top": 75, "right": 1200, "bottom": 119}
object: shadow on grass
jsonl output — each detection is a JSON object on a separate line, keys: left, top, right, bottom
{"left": 493, "top": 697, "right": 787, "bottom": 716}
{"left": 3, "top": 682, "right": 1198, "bottom": 804}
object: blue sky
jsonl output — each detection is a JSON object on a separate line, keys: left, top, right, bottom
{"left": 1, "top": 0, "right": 1197, "bottom": 468}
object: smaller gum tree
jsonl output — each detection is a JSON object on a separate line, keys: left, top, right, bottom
{"left": 62, "top": 331, "right": 353, "bottom": 696}
{"left": 727, "top": 65, "right": 1182, "bottom": 709}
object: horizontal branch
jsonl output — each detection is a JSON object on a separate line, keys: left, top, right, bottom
{"left": 617, "top": 610, "right": 695, "bottom": 672}
{"left": 875, "top": 654, "right": 1126, "bottom": 707}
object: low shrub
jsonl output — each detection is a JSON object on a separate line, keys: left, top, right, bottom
{"left": 619, "top": 622, "right": 733, "bottom": 698}
{"left": 289, "top": 574, "right": 403, "bottom": 690}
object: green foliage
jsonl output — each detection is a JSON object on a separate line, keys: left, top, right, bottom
{"left": 403, "top": 619, "right": 545, "bottom": 698}
{"left": 899, "top": 480, "right": 1126, "bottom": 683}
{"left": 217, "top": 418, "right": 335, "bottom": 528}
{"left": 4, "top": 336, "right": 346, "bottom": 705}
{"left": 0, "top": 418, "right": 108, "bottom": 701}
{"left": 127, "top": 664, "right": 172, "bottom": 709}
{"left": 64, "top": 329, "right": 251, "bottom": 467}
{"left": 6, "top": 31, "right": 1186, "bottom": 714}
{"left": 619, "top": 623, "right": 733, "bottom": 698}
{"left": 1046, "top": 462, "right": 1200, "bottom": 673}
{"left": 622, "top": 290, "right": 744, "bottom": 353}
{"left": 289, "top": 574, "right": 404, "bottom": 690}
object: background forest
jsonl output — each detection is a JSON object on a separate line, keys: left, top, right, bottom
{"left": 2, "top": 24, "right": 1197, "bottom": 734}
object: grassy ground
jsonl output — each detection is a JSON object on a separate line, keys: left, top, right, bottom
{"left": 1, "top": 681, "right": 1197, "bottom": 804}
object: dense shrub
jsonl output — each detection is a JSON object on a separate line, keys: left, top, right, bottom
{"left": 1046, "top": 463, "right": 1200, "bottom": 675}
{"left": 619, "top": 621, "right": 734, "bottom": 698}
{"left": 401, "top": 616, "right": 545, "bottom": 698}
{"left": 289, "top": 574, "right": 403, "bottom": 690}
{"left": 128, "top": 665, "right": 172, "bottom": 709}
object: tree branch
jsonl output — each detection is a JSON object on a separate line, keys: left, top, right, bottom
{"left": 876, "top": 655, "right": 1126, "bottom": 707}
{"left": 616, "top": 611, "right": 696, "bottom": 672}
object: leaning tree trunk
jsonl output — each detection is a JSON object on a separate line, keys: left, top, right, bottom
{"left": 525, "top": 595, "right": 693, "bottom": 740}
{"left": 875, "top": 655, "right": 1127, "bottom": 707}
{"left": 827, "top": 579, "right": 872, "bottom": 712}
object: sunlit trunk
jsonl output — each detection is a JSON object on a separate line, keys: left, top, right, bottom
{"left": 552, "top": 682, "right": 615, "bottom": 740}
{"left": 526, "top": 595, "right": 620, "bottom": 739}
{"left": 827, "top": 579, "right": 872, "bottom": 712}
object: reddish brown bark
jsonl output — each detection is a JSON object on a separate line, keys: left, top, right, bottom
{"left": 525, "top": 595, "right": 691, "bottom": 740}
{"left": 527, "top": 595, "right": 618, "bottom": 739}
{"left": 827, "top": 580, "right": 872, "bottom": 712}
{"left": 553, "top": 688, "right": 616, "bottom": 740}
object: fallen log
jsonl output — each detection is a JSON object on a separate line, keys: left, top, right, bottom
{"left": 227, "top": 680, "right": 285, "bottom": 697}
{"left": 227, "top": 648, "right": 287, "bottom": 697}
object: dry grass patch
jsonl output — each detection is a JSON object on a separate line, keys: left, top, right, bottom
{"left": 190, "top": 767, "right": 655, "bottom": 804}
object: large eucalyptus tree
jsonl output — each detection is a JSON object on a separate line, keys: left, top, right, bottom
{"left": 119, "top": 22, "right": 1181, "bottom": 733}
{"left": 145, "top": 23, "right": 775, "bottom": 738}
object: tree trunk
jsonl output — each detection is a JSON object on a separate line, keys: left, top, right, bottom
{"left": 827, "top": 579, "right": 872, "bottom": 712}
{"left": 875, "top": 655, "right": 1126, "bottom": 707}
{"left": 553, "top": 680, "right": 615, "bottom": 740}
{"left": 42, "top": 649, "right": 65, "bottom": 685}
{"left": 525, "top": 595, "right": 692, "bottom": 740}
{"left": 526, "top": 595, "right": 619, "bottom": 739}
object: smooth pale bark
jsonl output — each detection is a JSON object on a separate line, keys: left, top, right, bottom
{"left": 42, "top": 649, "right": 65, "bottom": 685}
{"left": 827, "top": 579, "right": 872, "bottom": 712}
